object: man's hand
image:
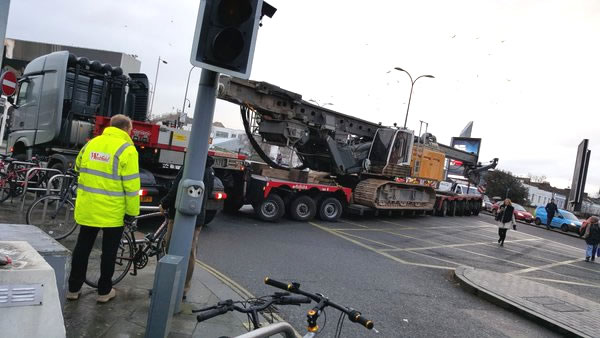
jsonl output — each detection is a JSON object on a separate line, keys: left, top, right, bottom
{"left": 159, "top": 204, "right": 165, "bottom": 215}
{"left": 124, "top": 214, "right": 136, "bottom": 227}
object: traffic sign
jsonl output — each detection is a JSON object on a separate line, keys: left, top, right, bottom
{"left": 0, "top": 70, "right": 17, "bottom": 97}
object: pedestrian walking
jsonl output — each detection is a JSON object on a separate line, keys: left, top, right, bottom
{"left": 495, "top": 198, "right": 516, "bottom": 246}
{"left": 545, "top": 199, "right": 559, "bottom": 229}
{"left": 580, "top": 216, "right": 600, "bottom": 262}
{"left": 159, "top": 156, "right": 215, "bottom": 299}
{"left": 66, "top": 114, "right": 140, "bottom": 303}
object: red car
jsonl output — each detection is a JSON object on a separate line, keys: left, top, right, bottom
{"left": 492, "top": 202, "right": 534, "bottom": 223}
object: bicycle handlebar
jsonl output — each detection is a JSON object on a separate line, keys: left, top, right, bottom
{"left": 264, "top": 277, "right": 374, "bottom": 330}
{"left": 196, "top": 306, "right": 230, "bottom": 322}
{"left": 195, "top": 293, "right": 311, "bottom": 324}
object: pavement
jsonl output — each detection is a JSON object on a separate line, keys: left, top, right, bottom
{"left": 455, "top": 265, "right": 600, "bottom": 338}
{"left": 0, "top": 200, "right": 262, "bottom": 338}
{"left": 63, "top": 258, "right": 253, "bottom": 338}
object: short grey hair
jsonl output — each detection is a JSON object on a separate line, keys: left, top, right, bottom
{"left": 110, "top": 114, "right": 132, "bottom": 131}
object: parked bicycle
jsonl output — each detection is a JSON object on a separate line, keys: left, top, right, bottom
{"left": 26, "top": 169, "right": 79, "bottom": 240}
{"left": 84, "top": 211, "right": 168, "bottom": 288}
{"left": 195, "top": 277, "right": 375, "bottom": 338}
{"left": 0, "top": 156, "right": 48, "bottom": 203}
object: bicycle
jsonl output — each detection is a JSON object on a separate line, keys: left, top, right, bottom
{"left": 195, "top": 277, "right": 375, "bottom": 338}
{"left": 26, "top": 170, "right": 79, "bottom": 240}
{"left": 84, "top": 211, "right": 168, "bottom": 288}
{"left": 0, "top": 156, "right": 47, "bottom": 203}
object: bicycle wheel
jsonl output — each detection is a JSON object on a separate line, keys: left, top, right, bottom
{"left": 0, "top": 172, "right": 12, "bottom": 203}
{"left": 26, "top": 195, "right": 77, "bottom": 240}
{"left": 84, "top": 231, "right": 135, "bottom": 288}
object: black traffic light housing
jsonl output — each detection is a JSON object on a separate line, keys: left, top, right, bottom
{"left": 191, "top": 0, "right": 274, "bottom": 79}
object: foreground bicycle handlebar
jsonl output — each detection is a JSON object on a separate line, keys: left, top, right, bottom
{"left": 195, "top": 292, "right": 311, "bottom": 329}
{"left": 264, "top": 277, "right": 374, "bottom": 332}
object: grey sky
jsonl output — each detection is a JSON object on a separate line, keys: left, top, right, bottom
{"left": 6, "top": 0, "right": 600, "bottom": 194}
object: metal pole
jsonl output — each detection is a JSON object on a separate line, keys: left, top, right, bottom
{"left": 180, "top": 66, "right": 197, "bottom": 125}
{"left": 0, "top": 1, "right": 10, "bottom": 152}
{"left": 150, "top": 56, "right": 163, "bottom": 115}
{"left": 403, "top": 81, "right": 414, "bottom": 129}
{"left": 0, "top": 0, "right": 9, "bottom": 69}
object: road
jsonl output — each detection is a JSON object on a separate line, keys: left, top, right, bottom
{"left": 197, "top": 208, "right": 599, "bottom": 337}
{"left": 1, "top": 197, "right": 597, "bottom": 337}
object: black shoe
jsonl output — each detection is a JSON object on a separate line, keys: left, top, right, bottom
{"left": 592, "top": 257, "right": 596, "bottom": 262}
{"left": 500, "top": 242, "right": 504, "bottom": 247}
{"left": 498, "top": 238, "right": 501, "bottom": 243}
{"left": 585, "top": 257, "right": 590, "bottom": 262}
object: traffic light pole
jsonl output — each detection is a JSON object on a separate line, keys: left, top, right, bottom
{"left": 146, "top": 69, "right": 218, "bottom": 337}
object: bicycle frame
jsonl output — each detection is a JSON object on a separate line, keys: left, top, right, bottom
{"left": 124, "top": 212, "right": 168, "bottom": 277}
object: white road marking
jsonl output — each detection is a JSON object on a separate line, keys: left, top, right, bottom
{"left": 510, "top": 259, "right": 583, "bottom": 275}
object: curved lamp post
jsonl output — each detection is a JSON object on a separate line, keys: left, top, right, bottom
{"left": 394, "top": 67, "right": 434, "bottom": 128}
{"left": 150, "top": 56, "right": 168, "bottom": 115}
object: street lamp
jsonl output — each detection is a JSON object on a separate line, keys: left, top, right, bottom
{"left": 394, "top": 67, "right": 434, "bottom": 128}
{"left": 181, "top": 66, "right": 199, "bottom": 123}
{"left": 150, "top": 56, "right": 168, "bottom": 115}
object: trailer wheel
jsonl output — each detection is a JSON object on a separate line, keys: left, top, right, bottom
{"left": 447, "top": 201, "right": 456, "bottom": 216}
{"left": 463, "top": 202, "right": 472, "bottom": 216}
{"left": 456, "top": 201, "right": 464, "bottom": 216}
{"left": 473, "top": 202, "right": 481, "bottom": 216}
{"left": 256, "top": 194, "right": 285, "bottom": 222}
{"left": 318, "top": 197, "right": 343, "bottom": 222}
{"left": 289, "top": 195, "right": 317, "bottom": 221}
{"left": 438, "top": 200, "right": 448, "bottom": 217}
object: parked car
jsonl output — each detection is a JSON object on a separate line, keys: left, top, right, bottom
{"left": 534, "top": 207, "right": 583, "bottom": 232}
{"left": 482, "top": 195, "right": 494, "bottom": 212}
{"left": 492, "top": 202, "right": 534, "bottom": 223}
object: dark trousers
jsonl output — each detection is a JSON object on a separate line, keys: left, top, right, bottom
{"left": 498, "top": 228, "right": 508, "bottom": 243}
{"left": 68, "top": 225, "right": 124, "bottom": 295}
{"left": 547, "top": 213, "right": 554, "bottom": 226}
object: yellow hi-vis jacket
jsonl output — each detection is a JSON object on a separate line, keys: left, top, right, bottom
{"left": 74, "top": 126, "right": 140, "bottom": 227}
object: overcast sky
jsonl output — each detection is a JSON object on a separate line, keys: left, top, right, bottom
{"left": 5, "top": 0, "right": 600, "bottom": 195}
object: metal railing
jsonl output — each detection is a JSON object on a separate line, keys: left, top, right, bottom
{"left": 235, "top": 322, "right": 297, "bottom": 338}
{"left": 19, "top": 167, "right": 63, "bottom": 211}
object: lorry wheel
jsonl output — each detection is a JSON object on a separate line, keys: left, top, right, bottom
{"left": 447, "top": 201, "right": 455, "bottom": 216}
{"left": 256, "top": 194, "right": 285, "bottom": 222}
{"left": 463, "top": 202, "right": 472, "bottom": 216}
{"left": 472, "top": 202, "right": 480, "bottom": 216}
{"left": 456, "top": 201, "right": 464, "bottom": 216}
{"left": 318, "top": 197, "right": 342, "bottom": 222}
{"left": 438, "top": 200, "right": 447, "bottom": 217}
{"left": 289, "top": 195, "right": 317, "bottom": 222}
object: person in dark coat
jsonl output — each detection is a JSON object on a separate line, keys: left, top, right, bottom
{"left": 581, "top": 216, "right": 600, "bottom": 262}
{"left": 159, "top": 156, "right": 215, "bottom": 296}
{"left": 495, "top": 198, "right": 516, "bottom": 246}
{"left": 545, "top": 199, "right": 559, "bottom": 229}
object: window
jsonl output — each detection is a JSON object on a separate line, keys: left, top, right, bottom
{"left": 215, "top": 131, "right": 228, "bottom": 138}
{"left": 16, "top": 76, "right": 43, "bottom": 107}
{"left": 230, "top": 134, "right": 237, "bottom": 138}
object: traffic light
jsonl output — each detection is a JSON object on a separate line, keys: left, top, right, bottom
{"left": 191, "top": 0, "right": 274, "bottom": 79}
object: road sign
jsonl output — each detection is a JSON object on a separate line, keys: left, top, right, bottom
{"left": 0, "top": 70, "right": 17, "bottom": 97}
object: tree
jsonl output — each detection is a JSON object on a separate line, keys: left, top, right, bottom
{"left": 485, "top": 170, "right": 529, "bottom": 205}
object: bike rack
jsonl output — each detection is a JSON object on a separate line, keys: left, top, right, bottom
{"left": 19, "top": 167, "right": 63, "bottom": 211}
{"left": 235, "top": 322, "right": 297, "bottom": 338}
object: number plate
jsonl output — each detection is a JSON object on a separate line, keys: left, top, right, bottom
{"left": 141, "top": 196, "right": 153, "bottom": 203}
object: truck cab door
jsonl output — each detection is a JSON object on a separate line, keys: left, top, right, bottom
{"left": 12, "top": 76, "right": 43, "bottom": 131}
